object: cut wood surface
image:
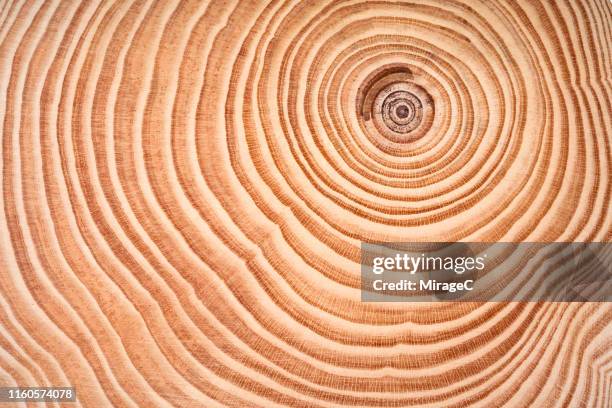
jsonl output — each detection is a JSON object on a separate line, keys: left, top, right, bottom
{"left": 0, "top": 0, "right": 611, "bottom": 407}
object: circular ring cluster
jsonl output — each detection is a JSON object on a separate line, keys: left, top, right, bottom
{"left": 381, "top": 89, "right": 421, "bottom": 131}
{"left": 359, "top": 66, "right": 435, "bottom": 143}
{"left": 1, "top": 0, "right": 610, "bottom": 406}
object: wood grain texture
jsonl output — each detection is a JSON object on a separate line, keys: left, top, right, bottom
{"left": 0, "top": 0, "right": 611, "bottom": 406}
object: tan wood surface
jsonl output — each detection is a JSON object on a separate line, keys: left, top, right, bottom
{"left": 0, "top": 0, "right": 610, "bottom": 406}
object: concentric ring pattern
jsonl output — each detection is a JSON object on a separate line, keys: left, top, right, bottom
{"left": 0, "top": 0, "right": 611, "bottom": 407}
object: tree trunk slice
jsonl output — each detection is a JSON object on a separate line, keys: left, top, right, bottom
{"left": 0, "top": 0, "right": 610, "bottom": 406}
